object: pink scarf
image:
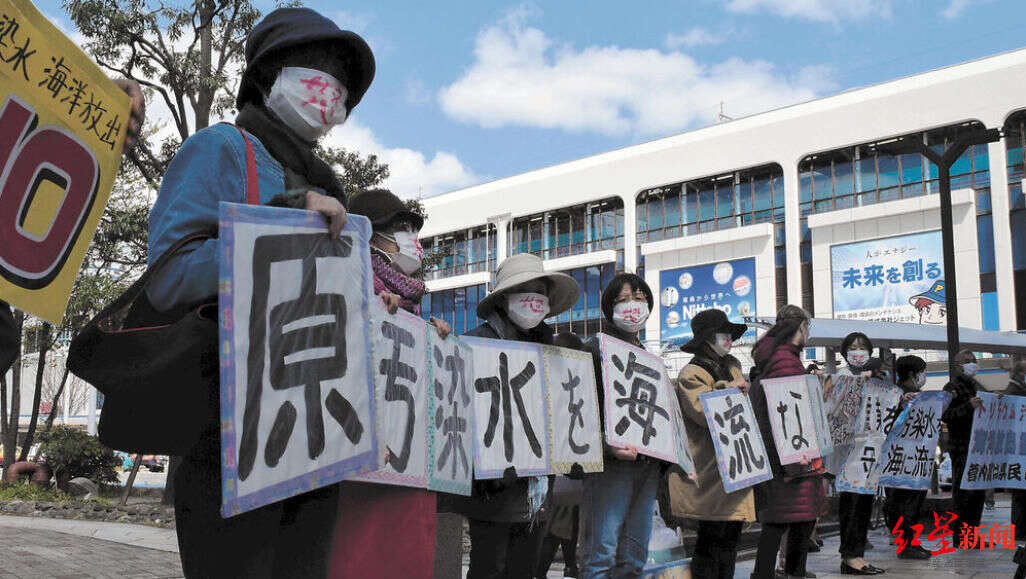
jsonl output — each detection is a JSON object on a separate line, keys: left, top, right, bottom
{"left": 371, "top": 251, "right": 425, "bottom": 315}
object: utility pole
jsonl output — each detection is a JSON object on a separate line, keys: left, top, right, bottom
{"left": 877, "top": 126, "right": 1001, "bottom": 375}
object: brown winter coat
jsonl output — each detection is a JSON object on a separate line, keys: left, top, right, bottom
{"left": 669, "top": 351, "right": 756, "bottom": 522}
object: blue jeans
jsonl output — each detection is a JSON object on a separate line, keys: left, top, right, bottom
{"left": 579, "top": 458, "right": 660, "bottom": 578}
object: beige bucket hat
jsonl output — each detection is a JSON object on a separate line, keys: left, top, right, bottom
{"left": 477, "top": 254, "right": 580, "bottom": 319}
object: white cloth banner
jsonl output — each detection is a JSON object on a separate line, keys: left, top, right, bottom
{"left": 835, "top": 379, "right": 902, "bottom": 494}
{"left": 961, "top": 392, "right": 1026, "bottom": 490}
{"left": 218, "top": 204, "right": 378, "bottom": 517}
{"left": 542, "top": 344, "right": 604, "bottom": 474}
{"left": 699, "top": 388, "right": 773, "bottom": 493}
{"left": 463, "top": 336, "right": 550, "bottom": 479}
{"left": 353, "top": 303, "right": 431, "bottom": 489}
{"left": 878, "top": 391, "right": 951, "bottom": 490}
{"left": 597, "top": 334, "right": 693, "bottom": 474}
{"left": 761, "top": 375, "right": 823, "bottom": 465}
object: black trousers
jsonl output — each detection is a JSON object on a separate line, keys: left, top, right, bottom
{"left": 690, "top": 520, "right": 743, "bottom": 579}
{"left": 1013, "top": 490, "right": 1026, "bottom": 541}
{"left": 467, "top": 518, "right": 547, "bottom": 579}
{"left": 173, "top": 433, "right": 339, "bottom": 578}
{"left": 884, "top": 487, "right": 926, "bottom": 535}
{"left": 951, "top": 451, "right": 986, "bottom": 530}
{"left": 838, "top": 491, "right": 874, "bottom": 558}
{"left": 752, "top": 520, "right": 814, "bottom": 579}
{"left": 535, "top": 507, "right": 580, "bottom": 578}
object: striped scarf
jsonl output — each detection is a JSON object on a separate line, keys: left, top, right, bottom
{"left": 371, "top": 251, "right": 425, "bottom": 315}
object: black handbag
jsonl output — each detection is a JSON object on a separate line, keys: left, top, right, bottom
{"left": 68, "top": 125, "right": 261, "bottom": 455}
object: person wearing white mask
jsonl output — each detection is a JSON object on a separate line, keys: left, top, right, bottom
{"left": 330, "top": 188, "right": 449, "bottom": 578}
{"left": 670, "top": 309, "right": 752, "bottom": 579}
{"left": 882, "top": 355, "right": 932, "bottom": 560}
{"left": 578, "top": 273, "right": 663, "bottom": 578}
{"left": 833, "top": 332, "right": 886, "bottom": 575}
{"left": 943, "top": 349, "right": 985, "bottom": 537}
{"left": 145, "top": 8, "right": 375, "bottom": 577}
{"left": 455, "top": 253, "right": 579, "bottom": 579}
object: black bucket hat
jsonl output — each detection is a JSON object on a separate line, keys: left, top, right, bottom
{"left": 680, "top": 308, "right": 747, "bottom": 353}
{"left": 237, "top": 7, "right": 375, "bottom": 112}
{"left": 348, "top": 188, "right": 424, "bottom": 231}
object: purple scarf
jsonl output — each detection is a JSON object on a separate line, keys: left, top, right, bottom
{"left": 371, "top": 251, "right": 425, "bottom": 315}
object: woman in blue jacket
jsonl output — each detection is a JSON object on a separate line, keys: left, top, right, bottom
{"left": 146, "top": 8, "right": 375, "bottom": 577}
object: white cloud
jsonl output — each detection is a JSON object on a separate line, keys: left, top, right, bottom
{"left": 325, "top": 120, "right": 481, "bottom": 199}
{"left": 942, "top": 0, "right": 975, "bottom": 19}
{"left": 724, "top": 0, "right": 895, "bottom": 22}
{"left": 404, "top": 78, "right": 432, "bottom": 105}
{"left": 438, "top": 10, "right": 835, "bottom": 136}
{"left": 664, "top": 27, "right": 727, "bottom": 49}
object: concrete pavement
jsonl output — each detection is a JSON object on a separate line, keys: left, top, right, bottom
{"left": 0, "top": 515, "right": 181, "bottom": 579}
{"left": 735, "top": 495, "right": 1020, "bottom": 578}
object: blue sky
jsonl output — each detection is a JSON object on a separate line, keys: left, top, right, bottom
{"left": 39, "top": 0, "right": 1026, "bottom": 197}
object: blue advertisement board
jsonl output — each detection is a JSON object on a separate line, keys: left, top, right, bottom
{"left": 830, "top": 231, "right": 944, "bottom": 325}
{"left": 659, "top": 258, "right": 757, "bottom": 348}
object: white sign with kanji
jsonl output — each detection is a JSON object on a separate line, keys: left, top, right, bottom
{"left": 762, "top": 375, "right": 823, "bottom": 465}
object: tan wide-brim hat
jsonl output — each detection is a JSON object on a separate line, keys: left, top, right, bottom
{"left": 477, "top": 254, "right": 580, "bottom": 319}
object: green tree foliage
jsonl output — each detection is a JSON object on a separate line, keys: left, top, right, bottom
{"left": 64, "top": 0, "right": 261, "bottom": 183}
{"left": 37, "top": 426, "right": 120, "bottom": 491}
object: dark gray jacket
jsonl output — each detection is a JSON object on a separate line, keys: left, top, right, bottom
{"left": 450, "top": 311, "right": 556, "bottom": 523}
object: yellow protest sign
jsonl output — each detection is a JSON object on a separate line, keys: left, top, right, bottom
{"left": 0, "top": 0, "right": 130, "bottom": 323}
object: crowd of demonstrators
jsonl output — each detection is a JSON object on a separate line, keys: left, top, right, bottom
{"left": 670, "top": 309, "right": 753, "bottom": 579}
{"left": 884, "top": 355, "right": 932, "bottom": 560}
{"left": 11, "top": 7, "right": 1026, "bottom": 579}
{"left": 454, "top": 253, "right": 577, "bottom": 578}
{"left": 943, "top": 349, "right": 986, "bottom": 536}
{"left": 834, "top": 332, "right": 886, "bottom": 576}
{"left": 579, "top": 273, "right": 664, "bottom": 578}
{"left": 748, "top": 305, "right": 826, "bottom": 579}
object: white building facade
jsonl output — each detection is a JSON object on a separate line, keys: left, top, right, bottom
{"left": 417, "top": 48, "right": 1026, "bottom": 368}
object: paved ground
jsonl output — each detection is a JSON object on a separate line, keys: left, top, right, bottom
{"left": 736, "top": 495, "right": 1020, "bottom": 578}
{"left": 0, "top": 525, "right": 182, "bottom": 578}
{"left": 0, "top": 495, "right": 1019, "bottom": 578}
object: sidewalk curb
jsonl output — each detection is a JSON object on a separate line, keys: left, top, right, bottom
{"left": 0, "top": 514, "right": 179, "bottom": 553}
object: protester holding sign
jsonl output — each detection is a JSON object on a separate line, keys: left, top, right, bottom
{"left": 834, "top": 332, "right": 886, "bottom": 575}
{"left": 669, "top": 309, "right": 754, "bottom": 579}
{"left": 144, "top": 8, "right": 376, "bottom": 576}
{"left": 454, "top": 253, "right": 579, "bottom": 579}
{"left": 882, "top": 355, "right": 932, "bottom": 560}
{"left": 748, "top": 305, "right": 826, "bottom": 579}
{"left": 580, "top": 272, "right": 662, "bottom": 578}
{"left": 330, "top": 188, "right": 450, "bottom": 578}
{"left": 942, "top": 349, "right": 985, "bottom": 535}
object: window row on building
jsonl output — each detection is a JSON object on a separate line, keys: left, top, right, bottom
{"left": 419, "top": 116, "right": 1026, "bottom": 340}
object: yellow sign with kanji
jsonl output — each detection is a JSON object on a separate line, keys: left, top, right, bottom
{"left": 0, "top": 0, "right": 130, "bottom": 323}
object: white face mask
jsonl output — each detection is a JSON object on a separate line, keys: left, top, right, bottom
{"left": 846, "top": 349, "right": 870, "bottom": 368}
{"left": 378, "top": 231, "right": 423, "bottom": 275}
{"left": 612, "top": 301, "right": 649, "bottom": 334}
{"left": 507, "top": 292, "right": 550, "bottom": 329}
{"left": 710, "top": 332, "right": 733, "bottom": 356}
{"left": 265, "top": 67, "right": 348, "bottom": 141}
{"left": 961, "top": 362, "right": 978, "bottom": 377}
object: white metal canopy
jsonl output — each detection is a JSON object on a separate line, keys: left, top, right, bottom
{"left": 742, "top": 316, "right": 1026, "bottom": 355}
